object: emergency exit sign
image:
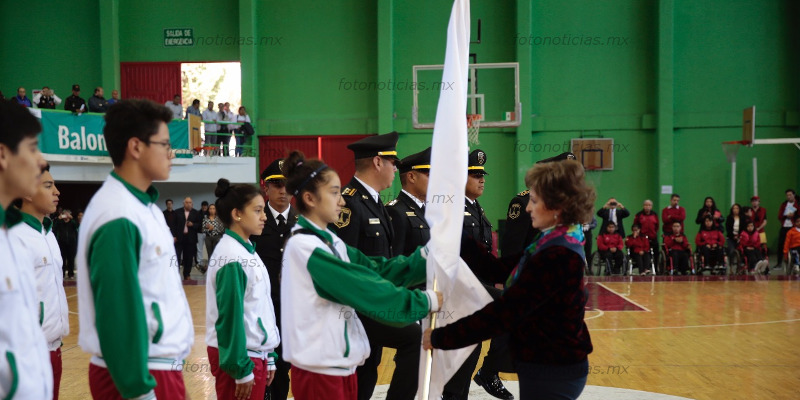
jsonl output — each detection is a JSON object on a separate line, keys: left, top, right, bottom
{"left": 164, "top": 28, "right": 194, "bottom": 46}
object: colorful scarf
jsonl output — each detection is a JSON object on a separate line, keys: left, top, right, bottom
{"left": 505, "top": 224, "right": 585, "bottom": 290}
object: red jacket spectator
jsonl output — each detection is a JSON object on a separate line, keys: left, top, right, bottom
{"left": 662, "top": 206, "right": 686, "bottom": 234}
{"left": 625, "top": 235, "right": 649, "bottom": 253}
{"left": 750, "top": 206, "right": 767, "bottom": 233}
{"left": 634, "top": 211, "right": 659, "bottom": 239}
{"left": 740, "top": 230, "right": 760, "bottom": 249}
{"left": 664, "top": 233, "right": 690, "bottom": 251}
{"left": 695, "top": 229, "right": 724, "bottom": 247}
{"left": 597, "top": 233, "right": 623, "bottom": 251}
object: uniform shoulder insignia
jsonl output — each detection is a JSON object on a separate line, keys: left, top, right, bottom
{"left": 342, "top": 188, "right": 357, "bottom": 197}
{"left": 508, "top": 203, "right": 522, "bottom": 219}
{"left": 336, "top": 207, "right": 352, "bottom": 228}
{"left": 386, "top": 199, "right": 398, "bottom": 206}
{"left": 517, "top": 189, "right": 530, "bottom": 197}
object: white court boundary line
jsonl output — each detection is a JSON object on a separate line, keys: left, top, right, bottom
{"left": 595, "top": 282, "right": 652, "bottom": 312}
{"left": 584, "top": 309, "right": 605, "bottom": 321}
{"left": 591, "top": 317, "right": 800, "bottom": 331}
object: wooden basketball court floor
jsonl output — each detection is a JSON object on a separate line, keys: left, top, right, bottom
{"left": 57, "top": 275, "right": 800, "bottom": 399}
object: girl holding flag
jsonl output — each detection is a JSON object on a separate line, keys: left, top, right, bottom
{"left": 279, "top": 151, "right": 442, "bottom": 400}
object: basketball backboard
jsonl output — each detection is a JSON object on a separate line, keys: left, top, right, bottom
{"left": 743, "top": 105, "right": 755, "bottom": 146}
{"left": 412, "top": 62, "right": 521, "bottom": 129}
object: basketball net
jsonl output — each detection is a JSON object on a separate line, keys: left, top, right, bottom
{"left": 722, "top": 141, "right": 745, "bottom": 163}
{"left": 467, "top": 114, "right": 482, "bottom": 145}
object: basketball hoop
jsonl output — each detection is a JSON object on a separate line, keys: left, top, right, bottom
{"left": 467, "top": 114, "right": 482, "bottom": 145}
{"left": 722, "top": 140, "right": 747, "bottom": 163}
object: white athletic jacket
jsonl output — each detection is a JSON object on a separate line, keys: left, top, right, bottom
{"left": 10, "top": 213, "right": 69, "bottom": 351}
{"left": 281, "top": 216, "right": 437, "bottom": 376}
{"left": 206, "top": 231, "right": 280, "bottom": 383}
{"left": 0, "top": 205, "right": 54, "bottom": 400}
{"left": 77, "top": 172, "right": 194, "bottom": 399}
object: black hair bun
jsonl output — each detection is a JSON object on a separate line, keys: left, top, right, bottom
{"left": 215, "top": 178, "right": 231, "bottom": 198}
{"left": 283, "top": 150, "right": 306, "bottom": 179}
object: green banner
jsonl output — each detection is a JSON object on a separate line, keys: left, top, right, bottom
{"left": 35, "top": 110, "right": 189, "bottom": 156}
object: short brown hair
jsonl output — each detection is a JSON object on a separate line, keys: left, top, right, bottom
{"left": 524, "top": 160, "right": 595, "bottom": 225}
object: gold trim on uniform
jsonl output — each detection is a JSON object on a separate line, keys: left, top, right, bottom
{"left": 336, "top": 207, "right": 352, "bottom": 228}
{"left": 263, "top": 174, "right": 286, "bottom": 181}
{"left": 377, "top": 151, "right": 398, "bottom": 156}
{"left": 342, "top": 188, "right": 357, "bottom": 197}
{"left": 517, "top": 189, "right": 530, "bottom": 196}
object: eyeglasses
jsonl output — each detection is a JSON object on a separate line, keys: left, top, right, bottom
{"left": 145, "top": 139, "right": 172, "bottom": 151}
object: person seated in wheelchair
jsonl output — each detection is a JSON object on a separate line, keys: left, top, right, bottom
{"left": 740, "top": 221, "right": 763, "bottom": 274}
{"left": 597, "top": 221, "right": 624, "bottom": 274}
{"left": 626, "top": 223, "right": 651, "bottom": 275}
{"left": 696, "top": 216, "right": 725, "bottom": 270}
{"left": 782, "top": 214, "right": 800, "bottom": 275}
{"left": 664, "top": 221, "right": 691, "bottom": 275}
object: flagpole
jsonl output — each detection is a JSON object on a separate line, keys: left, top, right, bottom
{"left": 421, "top": 276, "right": 438, "bottom": 400}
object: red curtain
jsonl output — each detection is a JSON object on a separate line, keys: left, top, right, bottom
{"left": 120, "top": 62, "right": 181, "bottom": 104}
{"left": 258, "top": 135, "right": 371, "bottom": 183}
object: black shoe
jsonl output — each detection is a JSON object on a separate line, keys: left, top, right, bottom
{"left": 473, "top": 369, "right": 514, "bottom": 400}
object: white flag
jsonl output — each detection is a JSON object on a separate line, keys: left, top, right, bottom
{"left": 418, "top": 0, "right": 493, "bottom": 398}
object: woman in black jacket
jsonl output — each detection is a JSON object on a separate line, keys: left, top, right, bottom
{"left": 695, "top": 196, "right": 724, "bottom": 232}
{"left": 725, "top": 203, "right": 747, "bottom": 260}
{"left": 423, "top": 160, "right": 596, "bottom": 400}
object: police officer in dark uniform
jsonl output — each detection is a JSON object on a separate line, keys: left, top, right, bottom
{"left": 463, "top": 149, "right": 493, "bottom": 250}
{"left": 386, "top": 147, "right": 431, "bottom": 256}
{"left": 501, "top": 152, "right": 577, "bottom": 256}
{"left": 64, "top": 84, "right": 86, "bottom": 113}
{"left": 442, "top": 149, "right": 514, "bottom": 400}
{"left": 332, "top": 132, "right": 420, "bottom": 400}
{"left": 251, "top": 158, "right": 297, "bottom": 400}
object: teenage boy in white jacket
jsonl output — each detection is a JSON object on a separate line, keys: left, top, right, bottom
{"left": 0, "top": 99, "right": 53, "bottom": 399}
{"left": 10, "top": 164, "right": 69, "bottom": 400}
{"left": 76, "top": 99, "right": 194, "bottom": 399}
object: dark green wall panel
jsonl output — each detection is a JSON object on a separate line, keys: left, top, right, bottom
{"left": 119, "top": 0, "right": 239, "bottom": 62}
{"left": 0, "top": 1, "right": 101, "bottom": 99}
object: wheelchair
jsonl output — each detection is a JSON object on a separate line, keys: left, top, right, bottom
{"left": 659, "top": 243, "right": 696, "bottom": 276}
{"left": 788, "top": 247, "right": 800, "bottom": 276}
{"left": 589, "top": 249, "right": 630, "bottom": 276}
{"left": 736, "top": 243, "right": 770, "bottom": 275}
{"left": 627, "top": 246, "right": 656, "bottom": 275}
{"left": 694, "top": 244, "right": 729, "bottom": 275}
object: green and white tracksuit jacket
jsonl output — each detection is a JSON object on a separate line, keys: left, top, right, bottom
{"left": 10, "top": 213, "right": 69, "bottom": 351}
{"left": 0, "top": 205, "right": 53, "bottom": 400}
{"left": 205, "top": 230, "right": 280, "bottom": 383}
{"left": 77, "top": 172, "right": 194, "bottom": 400}
{"left": 281, "top": 216, "right": 438, "bottom": 376}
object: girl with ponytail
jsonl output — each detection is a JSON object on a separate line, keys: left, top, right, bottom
{"left": 205, "top": 178, "right": 280, "bottom": 400}
{"left": 279, "top": 150, "right": 442, "bottom": 400}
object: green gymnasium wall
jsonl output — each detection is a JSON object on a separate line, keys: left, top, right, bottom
{"left": 0, "top": 0, "right": 102, "bottom": 102}
{"left": 1, "top": 0, "right": 797, "bottom": 252}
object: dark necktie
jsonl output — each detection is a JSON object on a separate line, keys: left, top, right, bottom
{"left": 277, "top": 214, "right": 286, "bottom": 229}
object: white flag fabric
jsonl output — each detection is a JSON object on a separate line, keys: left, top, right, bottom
{"left": 417, "top": 0, "right": 493, "bottom": 398}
